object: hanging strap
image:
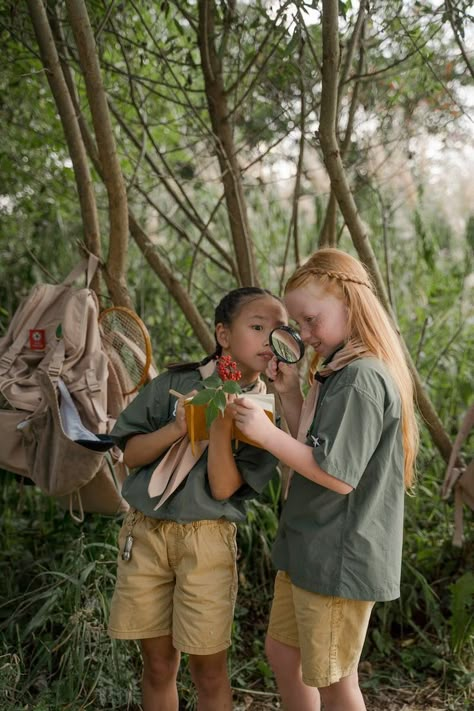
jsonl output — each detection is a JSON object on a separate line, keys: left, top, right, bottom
{"left": 62, "top": 254, "right": 100, "bottom": 288}
{"left": 68, "top": 490, "right": 85, "bottom": 524}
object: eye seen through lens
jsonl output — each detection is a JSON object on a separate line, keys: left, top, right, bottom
{"left": 269, "top": 326, "right": 305, "bottom": 364}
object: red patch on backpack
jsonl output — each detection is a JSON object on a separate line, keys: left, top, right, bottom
{"left": 29, "top": 329, "right": 46, "bottom": 351}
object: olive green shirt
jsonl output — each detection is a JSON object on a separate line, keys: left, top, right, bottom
{"left": 110, "top": 368, "right": 278, "bottom": 522}
{"left": 272, "top": 357, "right": 405, "bottom": 601}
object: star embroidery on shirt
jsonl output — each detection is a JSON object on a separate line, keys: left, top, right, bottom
{"left": 310, "top": 435, "right": 321, "bottom": 447}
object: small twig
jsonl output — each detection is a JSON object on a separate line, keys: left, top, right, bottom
{"left": 231, "top": 686, "right": 280, "bottom": 698}
{"left": 426, "top": 322, "right": 465, "bottom": 384}
{"left": 24, "top": 246, "right": 59, "bottom": 283}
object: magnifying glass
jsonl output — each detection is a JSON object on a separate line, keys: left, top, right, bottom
{"left": 269, "top": 326, "right": 305, "bottom": 364}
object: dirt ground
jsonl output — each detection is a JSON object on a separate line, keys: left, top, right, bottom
{"left": 233, "top": 695, "right": 464, "bottom": 710}
{"left": 232, "top": 678, "right": 470, "bottom": 710}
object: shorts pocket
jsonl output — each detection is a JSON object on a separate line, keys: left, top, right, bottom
{"left": 217, "top": 520, "right": 237, "bottom": 559}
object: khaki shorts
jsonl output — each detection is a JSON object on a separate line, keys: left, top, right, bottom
{"left": 108, "top": 510, "right": 238, "bottom": 655}
{"left": 268, "top": 571, "right": 374, "bottom": 687}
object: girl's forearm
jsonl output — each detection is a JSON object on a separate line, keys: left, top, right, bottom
{"left": 264, "top": 427, "right": 353, "bottom": 495}
{"left": 279, "top": 390, "right": 304, "bottom": 437}
{"left": 123, "top": 421, "right": 183, "bottom": 468}
{"left": 207, "top": 428, "right": 244, "bottom": 500}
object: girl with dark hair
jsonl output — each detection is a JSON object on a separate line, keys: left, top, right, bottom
{"left": 107, "top": 287, "right": 287, "bottom": 711}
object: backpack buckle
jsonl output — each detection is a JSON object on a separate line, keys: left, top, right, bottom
{"left": 85, "top": 370, "right": 100, "bottom": 393}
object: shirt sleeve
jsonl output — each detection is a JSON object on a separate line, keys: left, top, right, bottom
{"left": 110, "top": 374, "right": 170, "bottom": 451}
{"left": 233, "top": 444, "right": 279, "bottom": 498}
{"left": 310, "top": 384, "right": 384, "bottom": 488}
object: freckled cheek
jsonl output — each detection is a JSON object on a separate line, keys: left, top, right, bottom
{"left": 300, "top": 325, "right": 314, "bottom": 342}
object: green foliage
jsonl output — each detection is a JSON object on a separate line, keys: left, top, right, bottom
{"left": 450, "top": 572, "right": 474, "bottom": 659}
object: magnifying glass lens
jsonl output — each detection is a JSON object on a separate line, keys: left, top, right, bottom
{"left": 269, "top": 326, "right": 305, "bottom": 364}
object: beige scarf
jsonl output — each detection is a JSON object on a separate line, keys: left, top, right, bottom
{"left": 148, "top": 360, "right": 266, "bottom": 509}
{"left": 284, "top": 339, "right": 372, "bottom": 498}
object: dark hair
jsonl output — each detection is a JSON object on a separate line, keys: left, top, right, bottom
{"left": 167, "top": 287, "right": 281, "bottom": 372}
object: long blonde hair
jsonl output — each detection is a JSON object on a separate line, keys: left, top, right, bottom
{"left": 285, "top": 248, "right": 418, "bottom": 488}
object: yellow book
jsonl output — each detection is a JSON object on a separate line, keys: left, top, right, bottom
{"left": 184, "top": 393, "right": 275, "bottom": 454}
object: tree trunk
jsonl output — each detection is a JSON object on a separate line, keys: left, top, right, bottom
{"left": 26, "top": 0, "right": 101, "bottom": 272}
{"left": 197, "top": 0, "right": 258, "bottom": 286}
{"left": 65, "top": 0, "right": 131, "bottom": 308}
{"left": 319, "top": 0, "right": 454, "bottom": 463}
{"left": 318, "top": 1, "right": 367, "bottom": 248}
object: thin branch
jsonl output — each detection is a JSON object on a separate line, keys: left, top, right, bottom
{"left": 187, "top": 193, "right": 227, "bottom": 290}
{"left": 426, "top": 322, "right": 465, "bottom": 384}
{"left": 95, "top": 0, "right": 117, "bottom": 41}
{"left": 227, "top": 26, "right": 288, "bottom": 120}
{"left": 398, "top": 15, "right": 473, "bottom": 124}
{"left": 132, "top": 182, "right": 232, "bottom": 277}
{"left": 344, "top": 25, "right": 442, "bottom": 84}
{"left": 225, "top": 1, "right": 292, "bottom": 96}
{"left": 108, "top": 100, "right": 238, "bottom": 277}
{"left": 445, "top": 0, "right": 474, "bottom": 80}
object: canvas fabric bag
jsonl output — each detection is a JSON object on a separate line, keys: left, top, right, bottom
{"left": 442, "top": 403, "right": 474, "bottom": 547}
{"left": 0, "top": 255, "right": 131, "bottom": 520}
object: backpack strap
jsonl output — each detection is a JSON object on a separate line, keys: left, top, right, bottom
{"left": 62, "top": 254, "right": 100, "bottom": 288}
{"left": 68, "top": 489, "right": 85, "bottom": 524}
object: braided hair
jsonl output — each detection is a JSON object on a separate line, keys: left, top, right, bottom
{"left": 286, "top": 249, "right": 374, "bottom": 293}
{"left": 168, "top": 287, "right": 281, "bottom": 372}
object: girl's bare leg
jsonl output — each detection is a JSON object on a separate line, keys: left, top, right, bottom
{"left": 141, "top": 635, "right": 180, "bottom": 711}
{"left": 189, "top": 650, "right": 232, "bottom": 711}
{"left": 265, "top": 635, "right": 321, "bottom": 711}
{"left": 319, "top": 671, "right": 367, "bottom": 711}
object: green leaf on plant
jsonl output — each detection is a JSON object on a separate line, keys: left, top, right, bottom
{"left": 205, "top": 400, "right": 219, "bottom": 429}
{"left": 203, "top": 375, "right": 221, "bottom": 388}
{"left": 222, "top": 381, "right": 241, "bottom": 394}
{"left": 190, "top": 390, "right": 214, "bottom": 405}
{"left": 214, "top": 390, "right": 227, "bottom": 413}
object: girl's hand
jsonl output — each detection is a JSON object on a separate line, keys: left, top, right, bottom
{"left": 266, "top": 356, "right": 301, "bottom": 396}
{"left": 174, "top": 389, "right": 197, "bottom": 437}
{"left": 230, "top": 396, "right": 275, "bottom": 447}
{"left": 209, "top": 393, "right": 236, "bottom": 438}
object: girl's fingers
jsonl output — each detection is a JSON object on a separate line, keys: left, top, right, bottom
{"left": 265, "top": 357, "right": 279, "bottom": 380}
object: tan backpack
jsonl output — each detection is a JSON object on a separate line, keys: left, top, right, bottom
{"left": 0, "top": 256, "right": 134, "bottom": 521}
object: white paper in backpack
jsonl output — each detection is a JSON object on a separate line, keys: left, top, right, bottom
{"left": 57, "top": 379, "right": 100, "bottom": 442}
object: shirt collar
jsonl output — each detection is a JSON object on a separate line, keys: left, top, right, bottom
{"left": 322, "top": 342, "right": 346, "bottom": 366}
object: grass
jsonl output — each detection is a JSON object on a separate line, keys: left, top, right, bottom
{"left": 0, "top": 464, "right": 472, "bottom": 710}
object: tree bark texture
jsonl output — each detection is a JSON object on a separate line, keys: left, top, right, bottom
{"left": 319, "top": 0, "right": 454, "bottom": 463}
{"left": 197, "top": 0, "right": 258, "bottom": 286}
{"left": 65, "top": 0, "right": 131, "bottom": 308}
{"left": 26, "top": 0, "right": 101, "bottom": 263}
{"left": 319, "top": 1, "right": 367, "bottom": 248}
